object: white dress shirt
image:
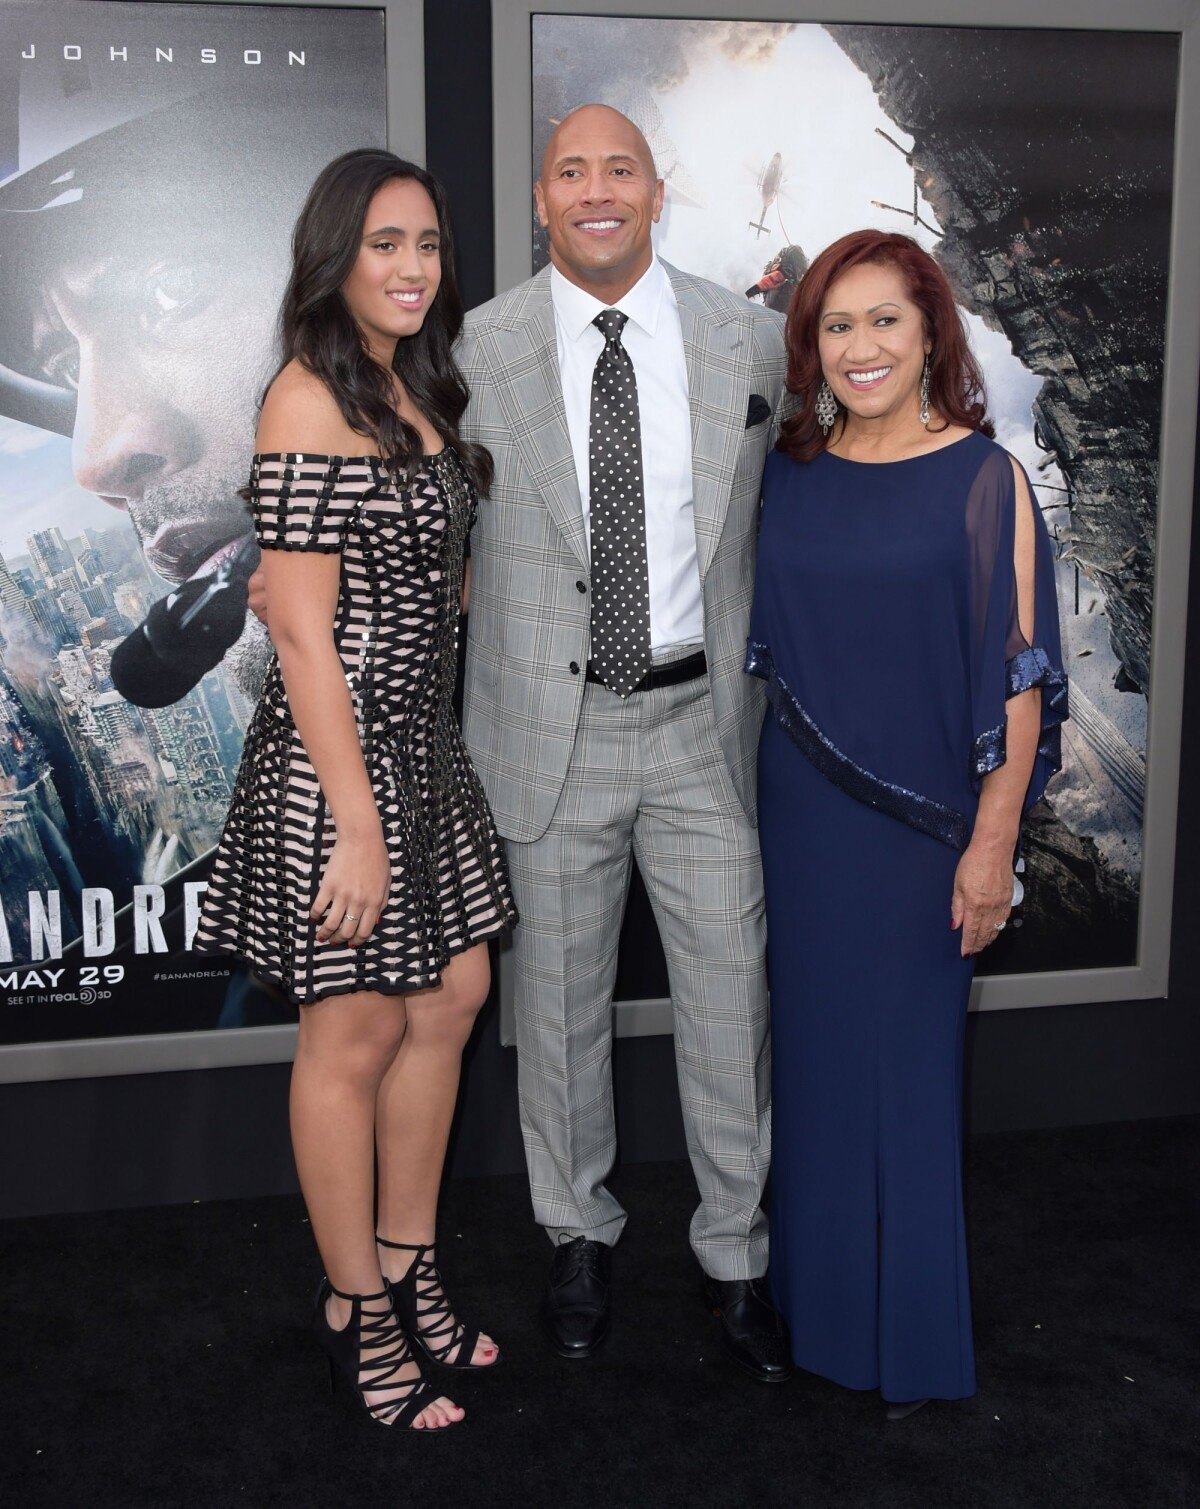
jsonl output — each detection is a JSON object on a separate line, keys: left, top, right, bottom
{"left": 549, "top": 258, "right": 703, "bottom": 651}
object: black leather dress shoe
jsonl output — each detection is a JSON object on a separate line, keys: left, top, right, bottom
{"left": 703, "top": 1276, "right": 793, "bottom": 1383}
{"left": 541, "top": 1236, "right": 611, "bottom": 1358}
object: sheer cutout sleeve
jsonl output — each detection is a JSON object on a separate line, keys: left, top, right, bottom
{"left": 965, "top": 448, "right": 1068, "bottom": 808}
{"left": 247, "top": 453, "right": 374, "bottom": 552}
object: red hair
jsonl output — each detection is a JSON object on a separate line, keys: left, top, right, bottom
{"left": 777, "top": 229, "right": 994, "bottom": 463}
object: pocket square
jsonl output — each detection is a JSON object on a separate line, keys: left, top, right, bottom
{"left": 745, "top": 394, "right": 772, "bottom": 429}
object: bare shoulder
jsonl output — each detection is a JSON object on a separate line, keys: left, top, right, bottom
{"left": 257, "top": 360, "right": 373, "bottom": 456}
{"left": 1006, "top": 453, "right": 1039, "bottom": 560}
{"left": 1003, "top": 448, "right": 1035, "bottom": 505}
{"left": 986, "top": 447, "right": 1037, "bottom": 557}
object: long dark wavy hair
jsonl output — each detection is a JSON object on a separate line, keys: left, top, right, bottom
{"left": 269, "top": 148, "right": 492, "bottom": 494}
{"left": 778, "top": 229, "right": 994, "bottom": 464}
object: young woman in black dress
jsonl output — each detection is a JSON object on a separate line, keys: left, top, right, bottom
{"left": 194, "top": 151, "right": 517, "bottom": 1430}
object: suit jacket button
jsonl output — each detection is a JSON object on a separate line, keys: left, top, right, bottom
{"left": 576, "top": 580, "right": 587, "bottom": 593}
{"left": 569, "top": 661, "right": 580, "bottom": 675}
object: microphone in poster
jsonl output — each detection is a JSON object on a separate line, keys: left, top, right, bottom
{"left": 111, "top": 535, "right": 260, "bottom": 708}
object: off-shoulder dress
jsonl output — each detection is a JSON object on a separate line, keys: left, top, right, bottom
{"left": 193, "top": 448, "right": 517, "bottom": 1005}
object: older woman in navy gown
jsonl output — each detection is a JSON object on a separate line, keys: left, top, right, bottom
{"left": 748, "top": 230, "right": 1067, "bottom": 1419}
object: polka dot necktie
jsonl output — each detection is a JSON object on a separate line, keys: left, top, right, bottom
{"left": 588, "top": 309, "right": 651, "bottom": 698}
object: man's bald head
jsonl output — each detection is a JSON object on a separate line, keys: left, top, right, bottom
{"left": 535, "top": 103, "right": 664, "bottom": 301}
{"left": 539, "top": 104, "right": 658, "bottom": 184}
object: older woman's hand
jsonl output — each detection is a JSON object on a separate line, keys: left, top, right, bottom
{"left": 951, "top": 834, "right": 1014, "bottom": 957}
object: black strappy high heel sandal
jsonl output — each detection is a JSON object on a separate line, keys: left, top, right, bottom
{"left": 378, "top": 1237, "right": 500, "bottom": 1372}
{"left": 313, "top": 1277, "right": 452, "bottom": 1428}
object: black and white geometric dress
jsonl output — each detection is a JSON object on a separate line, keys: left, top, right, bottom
{"left": 193, "top": 447, "right": 517, "bottom": 1006}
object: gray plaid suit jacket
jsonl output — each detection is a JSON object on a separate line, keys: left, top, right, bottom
{"left": 457, "top": 260, "right": 788, "bottom": 844}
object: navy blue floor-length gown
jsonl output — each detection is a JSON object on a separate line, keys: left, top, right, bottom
{"left": 748, "top": 430, "right": 1066, "bottom": 1402}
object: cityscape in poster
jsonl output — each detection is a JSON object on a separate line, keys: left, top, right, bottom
{"left": 0, "top": 2, "right": 387, "bottom": 1043}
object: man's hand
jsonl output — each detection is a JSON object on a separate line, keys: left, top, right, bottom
{"left": 247, "top": 564, "right": 268, "bottom": 626}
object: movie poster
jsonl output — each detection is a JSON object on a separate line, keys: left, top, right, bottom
{"left": 0, "top": 2, "right": 387, "bottom": 1046}
{"left": 531, "top": 15, "right": 1178, "bottom": 981}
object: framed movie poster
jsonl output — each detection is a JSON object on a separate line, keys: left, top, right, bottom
{"left": 492, "top": 0, "right": 1200, "bottom": 1041}
{"left": 0, "top": 0, "right": 420, "bottom": 1082}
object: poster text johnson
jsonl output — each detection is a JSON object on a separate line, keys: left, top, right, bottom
{"left": 18, "top": 46, "right": 309, "bottom": 66}
{"left": 2, "top": 884, "right": 211, "bottom": 964}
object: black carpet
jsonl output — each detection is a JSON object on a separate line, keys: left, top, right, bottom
{"left": 4, "top": 1117, "right": 1197, "bottom": 1508}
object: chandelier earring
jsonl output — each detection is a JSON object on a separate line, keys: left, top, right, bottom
{"left": 919, "top": 353, "right": 932, "bottom": 428}
{"left": 816, "top": 378, "right": 838, "bottom": 437}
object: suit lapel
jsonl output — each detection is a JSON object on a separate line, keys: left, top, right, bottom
{"left": 480, "top": 263, "right": 753, "bottom": 581}
{"left": 669, "top": 263, "right": 754, "bottom": 581}
{"left": 480, "top": 272, "right": 588, "bottom": 569}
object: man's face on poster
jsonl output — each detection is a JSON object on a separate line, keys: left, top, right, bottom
{"left": 11, "top": 174, "right": 296, "bottom": 694}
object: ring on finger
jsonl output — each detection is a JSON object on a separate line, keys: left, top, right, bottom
{"left": 994, "top": 920, "right": 1006, "bottom": 931}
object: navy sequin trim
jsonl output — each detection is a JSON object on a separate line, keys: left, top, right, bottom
{"left": 745, "top": 640, "right": 970, "bottom": 851}
{"left": 970, "top": 645, "right": 1070, "bottom": 784}
{"left": 971, "top": 722, "right": 1007, "bottom": 780}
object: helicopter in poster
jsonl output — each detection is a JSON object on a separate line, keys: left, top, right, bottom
{"left": 749, "top": 152, "right": 787, "bottom": 238}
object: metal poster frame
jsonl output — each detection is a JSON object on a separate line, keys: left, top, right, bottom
{"left": 491, "top": 0, "right": 1200, "bottom": 1044}
{"left": 0, "top": 0, "right": 422, "bottom": 1082}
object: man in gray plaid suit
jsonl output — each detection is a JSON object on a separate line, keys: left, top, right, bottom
{"left": 458, "top": 105, "right": 790, "bottom": 1381}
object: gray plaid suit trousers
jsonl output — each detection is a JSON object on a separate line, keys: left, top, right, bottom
{"left": 458, "top": 263, "right": 787, "bottom": 1278}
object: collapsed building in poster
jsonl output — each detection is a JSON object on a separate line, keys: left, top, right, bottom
{"left": 829, "top": 23, "right": 1176, "bottom": 969}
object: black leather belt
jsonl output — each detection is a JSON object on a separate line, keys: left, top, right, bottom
{"left": 585, "top": 648, "right": 707, "bottom": 692}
